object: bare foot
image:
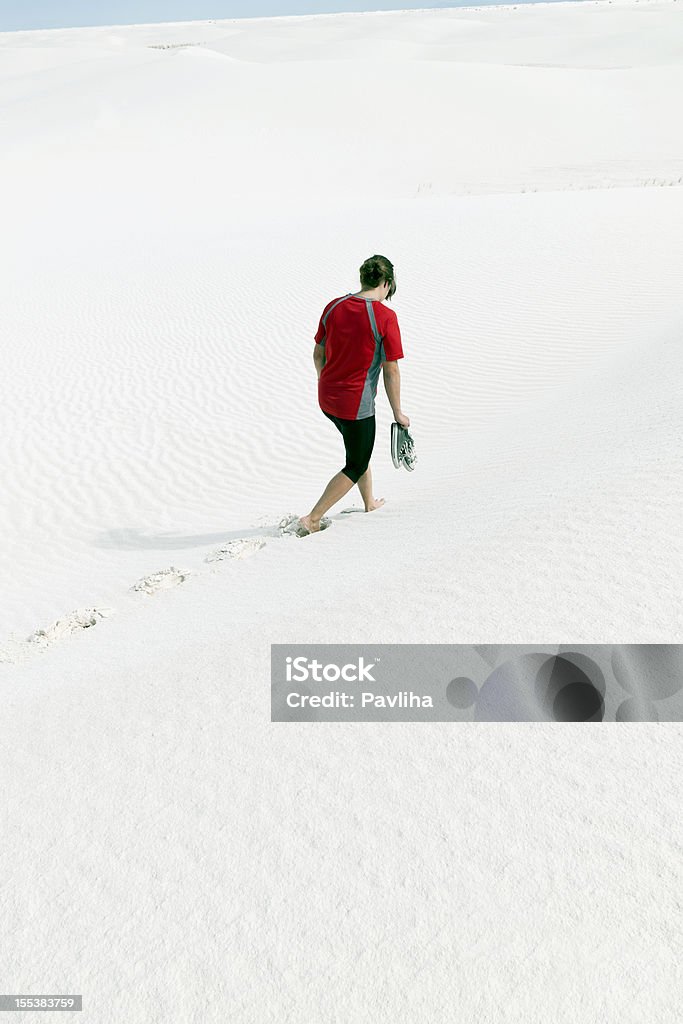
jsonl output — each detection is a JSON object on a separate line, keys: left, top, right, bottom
{"left": 298, "top": 513, "right": 321, "bottom": 534}
{"left": 365, "top": 498, "right": 385, "bottom": 512}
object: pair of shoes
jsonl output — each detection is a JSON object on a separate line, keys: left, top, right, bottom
{"left": 391, "top": 422, "right": 417, "bottom": 472}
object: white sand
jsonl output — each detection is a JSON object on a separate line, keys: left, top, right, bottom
{"left": 1, "top": 2, "right": 681, "bottom": 1020}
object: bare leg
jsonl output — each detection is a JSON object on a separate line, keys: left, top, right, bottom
{"left": 299, "top": 471, "right": 355, "bottom": 533}
{"left": 356, "top": 465, "right": 385, "bottom": 513}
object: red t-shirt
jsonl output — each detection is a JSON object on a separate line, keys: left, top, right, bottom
{"left": 314, "top": 293, "right": 404, "bottom": 420}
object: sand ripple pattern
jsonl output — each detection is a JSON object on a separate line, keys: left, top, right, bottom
{"left": 1, "top": 4, "right": 682, "bottom": 639}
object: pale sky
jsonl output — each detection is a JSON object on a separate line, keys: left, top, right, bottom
{"left": 0, "top": 0, "right": 575, "bottom": 33}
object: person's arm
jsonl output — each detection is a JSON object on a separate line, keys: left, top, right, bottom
{"left": 382, "top": 361, "right": 410, "bottom": 426}
{"left": 313, "top": 342, "right": 326, "bottom": 379}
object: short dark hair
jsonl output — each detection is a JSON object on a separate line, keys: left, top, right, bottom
{"left": 359, "top": 254, "right": 396, "bottom": 301}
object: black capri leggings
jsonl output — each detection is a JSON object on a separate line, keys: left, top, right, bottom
{"left": 323, "top": 411, "right": 376, "bottom": 484}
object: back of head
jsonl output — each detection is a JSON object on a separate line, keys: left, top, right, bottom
{"left": 359, "top": 254, "right": 396, "bottom": 300}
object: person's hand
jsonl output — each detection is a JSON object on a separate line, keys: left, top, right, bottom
{"left": 395, "top": 411, "right": 410, "bottom": 427}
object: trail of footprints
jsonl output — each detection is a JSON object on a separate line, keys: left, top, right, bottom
{"left": 0, "top": 512, "right": 336, "bottom": 664}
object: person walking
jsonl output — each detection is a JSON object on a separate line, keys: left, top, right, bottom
{"left": 297, "top": 255, "right": 410, "bottom": 535}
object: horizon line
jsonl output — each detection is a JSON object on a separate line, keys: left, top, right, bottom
{"left": 0, "top": 0, "right": 618, "bottom": 37}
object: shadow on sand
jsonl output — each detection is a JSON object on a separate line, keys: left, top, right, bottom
{"left": 94, "top": 525, "right": 281, "bottom": 551}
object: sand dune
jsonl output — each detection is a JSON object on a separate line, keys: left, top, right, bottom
{"left": 1, "top": 3, "right": 681, "bottom": 1021}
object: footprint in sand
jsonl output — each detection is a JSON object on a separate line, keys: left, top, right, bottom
{"left": 0, "top": 608, "right": 114, "bottom": 664}
{"left": 205, "top": 538, "right": 267, "bottom": 562}
{"left": 278, "top": 513, "right": 332, "bottom": 538}
{"left": 27, "top": 607, "right": 114, "bottom": 649}
{"left": 131, "top": 567, "right": 189, "bottom": 594}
